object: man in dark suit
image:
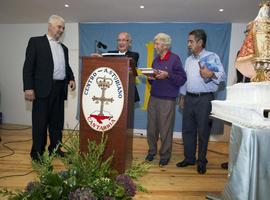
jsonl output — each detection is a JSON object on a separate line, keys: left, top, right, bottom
{"left": 108, "top": 32, "right": 140, "bottom": 102}
{"left": 23, "top": 15, "right": 76, "bottom": 161}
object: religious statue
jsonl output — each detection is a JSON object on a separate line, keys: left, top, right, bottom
{"left": 235, "top": 1, "right": 270, "bottom": 82}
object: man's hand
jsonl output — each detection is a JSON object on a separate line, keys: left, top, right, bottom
{"left": 24, "top": 89, "right": 35, "bottom": 101}
{"left": 199, "top": 65, "right": 216, "bottom": 79}
{"left": 155, "top": 70, "right": 169, "bottom": 80}
{"left": 178, "top": 96, "right": 185, "bottom": 110}
{"left": 69, "top": 80, "right": 76, "bottom": 91}
{"left": 147, "top": 75, "right": 156, "bottom": 80}
{"left": 90, "top": 53, "right": 102, "bottom": 57}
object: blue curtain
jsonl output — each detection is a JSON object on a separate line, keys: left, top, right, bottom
{"left": 79, "top": 23, "right": 231, "bottom": 133}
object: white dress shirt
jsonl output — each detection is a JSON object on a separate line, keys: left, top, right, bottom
{"left": 47, "top": 35, "right": 66, "bottom": 80}
{"left": 180, "top": 49, "right": 226, "bottom": 95}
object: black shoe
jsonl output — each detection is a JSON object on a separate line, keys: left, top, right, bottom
{"left": 31, "top": 154, "right": 44, "bottom": 164}
{"left": 159, "top": 159, "right": 169, "bottom": 167}
{"left": 197, "top": 164, "right": 206, "bottom": 174}
{"left": 221, "top": 162, "right": 228, "bottom": 169}
{"left": 50, "top": 149, "right": 65, "bottom": 157}
{"left": 145, "top": 154, "right": 155, "bottom": 161}
{"left": 31, "top": 156, "right": 41, "bottom": 162}
{"left": 176, "top": 160, "right": 195, "bottom": 168}
{"left": 56, "top": 150, "right": 65, "bottom": 157}
{"left": 31, "top": 152, "right": 43, "bottom": 162}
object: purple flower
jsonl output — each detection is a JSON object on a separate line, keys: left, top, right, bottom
{"left": 68, "top": 187, "right": 97, "bottom": 200}
{"left": 58, "top": 170, "right": 69, "bottom": 179}
{"left": 115, "top": 174, "right": 136, "bottom": 197}
{"left": 25, "top": 181, "right": 38, "bottom": 192}
{"left": 104, "top": 196, "right": 115, "bottom": 200}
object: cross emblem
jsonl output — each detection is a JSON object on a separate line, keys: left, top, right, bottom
{"left": 92, "top": 76, "right": 114, "bottom": 116}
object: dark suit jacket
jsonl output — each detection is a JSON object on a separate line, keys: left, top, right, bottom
{"left": 108, "top": 50, "right": 140, "bottom": 102}
{"left": 236, "top": 69, "right": 250, "bottom": 83}
{"left": 23, "top": 35, "right": 75, "bottom": 99}
{"left": 236, "top": 51, "right": 250, "bottom": 83}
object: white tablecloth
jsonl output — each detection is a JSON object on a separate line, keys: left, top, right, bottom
{"left": 222, "top": 124, "right": 270, "bottom": 200}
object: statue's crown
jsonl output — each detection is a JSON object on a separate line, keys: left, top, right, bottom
{"left": 259, "top": 1, "right": 270, "bottom": 8}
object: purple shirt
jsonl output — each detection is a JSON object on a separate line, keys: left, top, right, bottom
{"left": 150, "top": 51, "right": 186, "bottom": 99}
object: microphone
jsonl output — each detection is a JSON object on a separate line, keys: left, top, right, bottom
{"left": 96, "top": 40, "right": 107, "bottom": 49}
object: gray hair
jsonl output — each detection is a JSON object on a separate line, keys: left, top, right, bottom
{"left": 154, "top": 33, "right": 171, "bottom": 48}
{"left": 189, "top": 29, "right": 207, "bottom": 48}
{"left": 118, "top": 32, "right": 132, "bottom": 43}
{"left": 48, "top": 15, "right": 65, "bottom": 24}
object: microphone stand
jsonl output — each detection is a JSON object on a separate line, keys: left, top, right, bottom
{"left": 94, "top": 40, "right": 98, "bottom": 53}
{"left": 94, "top": 40, "right": 106, "bottom": 54}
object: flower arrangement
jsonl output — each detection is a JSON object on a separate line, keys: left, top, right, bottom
{"left": 0, "top": 133, "right": 150, "bottom": 200}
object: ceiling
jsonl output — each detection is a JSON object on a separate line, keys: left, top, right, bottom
{"left": 0, "top": 0, "right": 261, "bottom": 24}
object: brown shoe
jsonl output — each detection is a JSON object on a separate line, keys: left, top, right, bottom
{"left": 221, "top": 162, "right": 228, "bottom": 169}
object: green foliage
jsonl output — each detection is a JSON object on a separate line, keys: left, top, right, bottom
{"left": 32, "top": 151, "right": 54, "bottom": 176}
{"left": 125, "top": 162, "right": 151, "bottom": 180}
{"left": 114, "top": 185, "right": 126, "bottom": 199}
{"left": 61, "top": 132, "right": 113, "bottom": 189}
{"left": 125, "top": 162, "right": 151, "bottom": 193}
{"left": 0, "top": 132, "right": 150, "bottom": 200}
{"left": 135, "top": 184, "right": 149, "bottom": 193}
{"left": 92, "top": 177, "right": 115, "bottom": 198}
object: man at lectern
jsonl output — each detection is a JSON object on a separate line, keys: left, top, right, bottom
{"left": 91, "top": 32, "right": 140, "bottom": 101}
{"left": 23, "top": 15, "right": 76, "bottom": 161}
{"left": 108, "top": 32, "right": 140, "bottom": 102}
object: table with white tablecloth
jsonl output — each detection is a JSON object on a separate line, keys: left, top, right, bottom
{"left": 222, "top": 124, "right": 270, "bottom": 200}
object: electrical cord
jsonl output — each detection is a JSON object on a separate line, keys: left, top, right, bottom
{"left": 0, "top": 139, "right": 32, "bottom": 158}
{"left": 207, "top": 148, "right": 228, "bottom": 156}
{"left": 172, "top": 140, "right": 228, "bottom": 156}
{"left": 0, "top": 125, "right": 31, "bottom": 130}
{"left": 0, "top": 122, "right": 228, "bottom": 181}
{"left": 128, "top": 132, "right": 229, "bottom": 156}
{"left": 0, "top": 138, "right": 33, "bottom": 180}
{"left": 62, "top": 121, "right": 79, "bottom": 144}
{"left": 0, "top": 170, "right": 34, "bottom": 180}
{"left": 65, "top": 121, "right": 79, "bottom": 135}
{"left": 134, "top": 132, "right": 144, "bottom": 137}
{"left": 0, "top": 123, "right": 79, "bottom": 181}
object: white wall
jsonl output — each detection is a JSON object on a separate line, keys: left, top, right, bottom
{"left": 0, "top": 23, "right": 246, "bottom": 130}
{"left": 227, "top": 23, "right": 247, "bottom": 85}
{"left": 0, "top": 23, "right": 79, "bottom": 129}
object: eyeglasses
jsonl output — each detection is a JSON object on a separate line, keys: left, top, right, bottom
{"left": 117, "top": 39, "right": 129, "bottom": 42}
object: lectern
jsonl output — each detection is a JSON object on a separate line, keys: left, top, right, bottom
{"left": 80, "top": 57, "right": 135, "bottom": 173}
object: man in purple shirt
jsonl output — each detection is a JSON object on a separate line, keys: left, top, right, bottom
{"left": 145, "top": 33, "right": 187, "bottom": 167}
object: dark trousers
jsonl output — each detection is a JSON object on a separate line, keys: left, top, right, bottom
{"left": 182, "top": 93, "right": 214, "bottom": 165}
{"left": 30, "top": 81, "right": 65, "bottom": 159}
{"left": 134, "top": 86, "right": 140, "bottom": 102}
